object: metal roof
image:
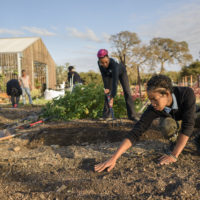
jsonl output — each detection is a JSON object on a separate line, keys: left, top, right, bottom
{"left": 0, "top": 37, "right": 40, "bottom": 53}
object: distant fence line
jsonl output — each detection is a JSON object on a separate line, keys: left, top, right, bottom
{"left": 179, "top": 75, "right": 200, "bottom": 87}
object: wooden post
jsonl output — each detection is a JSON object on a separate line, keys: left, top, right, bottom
{"left": 31, "top": 60, "right": 34, "bottom": 89}
{"left": 185, "top": 76, "right": 187, "bottom": 86}
{"left": 182, "top": 77, "right": 185, "bottom": 86}
{"left": 46, "top": 65, "right": 49, "bottom": 89}
{"left": 190, "top": 75, "right": 193, "bottom": 87}
{"left": 17, "top": 53, "right": 22, "bottom": 78}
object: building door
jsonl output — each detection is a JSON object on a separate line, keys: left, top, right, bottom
{"left": 34, "top": 61, "right": 47, "bottom": 91}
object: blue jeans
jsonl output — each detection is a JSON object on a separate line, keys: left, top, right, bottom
{"left": 22, "top": 87, "right": 32, "bottom": 104}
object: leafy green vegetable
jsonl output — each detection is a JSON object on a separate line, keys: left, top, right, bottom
{"left": 42, "top": 83, "right": 143, "bottom": 120}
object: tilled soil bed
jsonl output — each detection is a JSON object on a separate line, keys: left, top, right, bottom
{"left": 0, "top": 107, "right": 200, "bottom": 200}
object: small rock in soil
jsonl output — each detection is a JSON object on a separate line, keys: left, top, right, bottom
{"left": 13, "top": 146, "right": 21, "bottom": 152}
{"left": 56, "top": 184, "right": 67, "bottom": 192}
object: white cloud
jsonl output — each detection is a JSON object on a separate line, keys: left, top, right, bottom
{"left": 66, "top": 27, "right": 83, "bottom": 38}
{"left": 139, "top": 1, "right": 200, "bottom": 59}
{"left": 66, "top": 27, "right": 101, "bottom": 42}
{"left": 0, "top": 28, "right": 24, "bottom": 35}
{"left": 102, "top": 32, "right": 110, "bottom": 42}
{"left": 86, "top": 28, "right": 101, "bottom": 42}
{"left": 22, "top": 26, "right": 56, "bottom": 36}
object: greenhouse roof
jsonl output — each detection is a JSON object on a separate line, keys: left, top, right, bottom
{"left": 0, "top": 37, "right": 40, "bottom": 53}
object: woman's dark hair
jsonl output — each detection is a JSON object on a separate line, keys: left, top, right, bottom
{"left": 99, "top": 55, "right": 109, "bottom": 59}
{"left": 147, "top": 74, "right": 173, "bottom": 94}
{"left": 68, "top": 66, "right": 74, "bottom": 71}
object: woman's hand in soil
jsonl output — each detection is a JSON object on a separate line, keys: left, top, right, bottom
{"left": 94, "top": 157, "right": 116, "bottom": 172}
{"left": 94, "top": 139, "right": 132, "bottom": 172}
{"left": 158, "top": 154, "right": 177, "bottom": 165}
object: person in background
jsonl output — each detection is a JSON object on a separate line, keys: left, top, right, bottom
{"left": 95, "top": 74, "right": 197, "bottom": 172}
{"left": 67, "top": 66, "right": 82, "bottom": 91}
{"left": 6, "top": 79, "right": 22, "bottom": 108}
{"left": 97, "top": 49, "right": 138, "bottom": 121}
{"left": 19, "top": 70, "right": 33, "bottom": 105}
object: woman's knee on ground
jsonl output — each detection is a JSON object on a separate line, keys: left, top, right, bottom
{"left": 159, "top": 117, "right": 180, "bottom": 142}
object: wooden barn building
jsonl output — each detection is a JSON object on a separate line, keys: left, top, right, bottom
{"left": 0, "top": 37, "right": 56, "bottom": 92}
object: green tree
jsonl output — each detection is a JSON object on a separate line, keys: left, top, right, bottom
{"left": 56, "top": 63, "right": 70, "bottom": 85}
{"left": 165, "top": 71, "right": 181, "bottom": 84}
{"left": 79, "top": 70, "right": 102, "bottom": 85}
{"left": 150, "top": 38, "right": 193, "bottom": 73}
{"left": 181, "top": 61, "right": 200, "bottom": 76}
{"left": 126, "top": 66, "right": 138, "bottom": 85}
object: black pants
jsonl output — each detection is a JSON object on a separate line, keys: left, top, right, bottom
{"left": 11, "top": 95, "right": 20, "bottom": 107}
{"left": 103, "top": 70, "right": 136, "bottom": 119}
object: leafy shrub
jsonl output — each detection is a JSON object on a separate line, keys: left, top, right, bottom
{"left": 134, "top": 98, "right": 145, "bottom": 113}
{"left": 42, "top": 83, "right": 145, "bottom": 120}
{"left": 42, "top": 84, "right": 102, "bottom": 120}
{"left": 32, "top": 98, "right": 50, "bottom": 105}
{"left": 0, "top": 74, "right": 6, "bottom": 92}
{"left": 31, "top": 89, "right": 42, "bottom": 99}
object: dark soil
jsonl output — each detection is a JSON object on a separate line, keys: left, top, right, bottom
{"left": 0, "top": 106, "right": 200, "bottom": 200}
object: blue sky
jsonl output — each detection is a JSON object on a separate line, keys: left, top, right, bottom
{"left": 0, "top": 0, "right": 200, "bottom": 72}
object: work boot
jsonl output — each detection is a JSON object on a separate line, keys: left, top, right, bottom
{"left": 104, "top": 113, "right": 113, "bottom": 120}
{"left": 128, "top": 116, "right": 140, "bottom": 123}
{"left": 99, "top": 111, "right": 113, "bottom": 121}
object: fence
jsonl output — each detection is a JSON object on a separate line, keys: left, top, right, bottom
{"left": 179, "top": 75, "right": 200, "bottom": 87}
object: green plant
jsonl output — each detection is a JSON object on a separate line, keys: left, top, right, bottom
{"left": 42, "top": 84, "right": 129, "bottom": 120}
{"left": 133, "top": 97, "right": 147, "bottom": 113}
{"left": 31, "top": 89, "right": 42, "bottom": 99}
{"left": 0, "top": 74, "right": 6, "bottom": 92}
{"left": 32, "top": 98, "right": 50, "bottom": 105}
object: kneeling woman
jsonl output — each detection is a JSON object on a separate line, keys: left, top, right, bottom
{"left": 95, "top": 74, "right": 196, "bottom": 172}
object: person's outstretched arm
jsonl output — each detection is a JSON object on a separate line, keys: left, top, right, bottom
{"left": 94, "top": 106, "right": 158, "bottom": 172}
{"left": 94, "top": 138, "right": 132, "bottom": 172}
